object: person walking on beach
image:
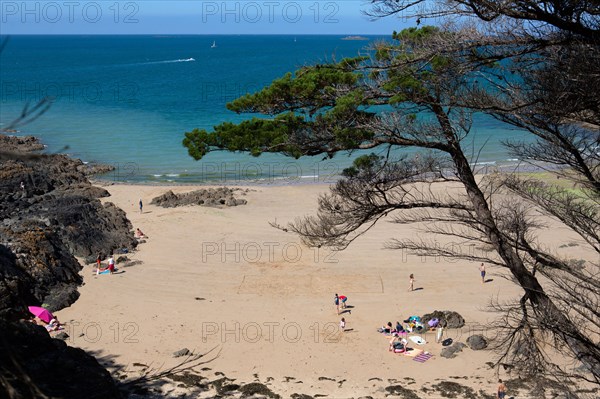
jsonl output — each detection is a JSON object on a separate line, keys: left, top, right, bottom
{"left": 334, "top": 293, "right": 340, "bottom": 315}
{"left": 139, "top": 199, "right": 143, "bottom": 214}
{"left": 339, "top": 317, "right": 346, "bottom": 332}
{"left": 408, "top": 274, "right": 415, "bottom": 291}
{"left": 497, "top": 379, "right": 507, "bottom": 399}
{"left": 480, "top": 263, "right": 486, "bottom": 284}
{"left": 96, "top": 253, "right": 102, "bottom": 270}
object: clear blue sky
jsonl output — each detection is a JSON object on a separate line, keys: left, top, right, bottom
{"left": 0, "top": 1, "right": 415, "bottom": 34}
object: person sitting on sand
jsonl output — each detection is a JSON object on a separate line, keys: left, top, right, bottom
{"left": 135, "top": 228, "right": 147, "bottom": 239}
{"left": 45, "top": 318, "right": 62, "bottom": 332}
{"left": 389, "top": 336, "right": 408, "bottom": 352}
{"left": 380, "top": 321, "right": 393, "bottom": 334}
{"left": 394, "top": 321, "right": 405, "bottom": 334}
{"left": 32, "top": 316, "right": 62, "bottom": 332}
{"left": 97, "top": 255, "right": 115, "bottom": 274}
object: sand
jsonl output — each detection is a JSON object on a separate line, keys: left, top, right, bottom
{"left": 57, "top": 182, "right": 594, "bottom": 398}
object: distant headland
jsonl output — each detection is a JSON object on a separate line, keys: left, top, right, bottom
{"left": 341, "top": 35, "right": 369, "bottom": 41}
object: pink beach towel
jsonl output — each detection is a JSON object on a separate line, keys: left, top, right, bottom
{"left": 413, "top": 352, "right": 433, "bottom": 363}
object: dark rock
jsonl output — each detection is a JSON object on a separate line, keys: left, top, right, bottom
{"left": 84, "top": 255, "right": 99, "bottom": 264}
{"left": 173, "top": 348, "right": 190, "bottom": 358}
{"left": 0, "top": 320, "right": 120, "bottom": 398}
{"left": 318, "top": 376, "right": 336, "bottom": 381}
{"left": 54, "top": 331, "right": 69, "bottom": 340}
{"left": 238, "top": 382, "right": 281, "bottom": 398}
{"left": 116, "top": 256, "right": 128, "bottom": 264}
{"left": 43, "top": 283, "right": 80, "bottom": 312}
{"left": 0, "top": 230, "right": 83, "bottom": 319}
{"left": 291, "top": 394, "right": 314, "bottom": 399}
{"left": 421, "top": 310, "right": 465, "bottom": 329}
{"left": 210, "top": 377, "right": 236, "bottom": 395}
{"left": 0, "top": 134, "right": 141, "bottom": 399}
{"left": 77, "top": 162, "right": 115, "bottom": 176}
{"left": 221, "top": 383, "right": 241, "bottom": 392}
{"left": 151, "top": 187, "right": 248, "bottom": 208}
{"left": 466, "top": 334, "right": 488, "bottom": 350}
{"left": 431, "top": 381, "right": 477, "bottom": 399}
{"left": 440, "top": 342, "right": 467, "bottom": 358}
{"left": 0, "top": 134, "right": 45, "bottom": 152}
{"left": 0, "top": 134, "right": 137, "bottom": 321}
{"left": 384, "top": 384, "right": 421, "bottom": 398}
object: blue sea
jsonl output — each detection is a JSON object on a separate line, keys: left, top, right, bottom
{"left": 0, "top": 35, "right": 528, "bottom": 184}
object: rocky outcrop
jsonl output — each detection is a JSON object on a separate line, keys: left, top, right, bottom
{"left": 0, "top": 134, "right": 135, "bottom": 398}
{"left": 0, "top": 135, "right": 137, "bottom": 320}
{"left": 466, "top": 334, "right": 488, "bottom": 350}
{"left": 77, "top": 162, "right": 116, "bottom": 176}
{"left": 421, "top": 310, "right": 465, "bottom": 329}
{"left": 440, "top": 342, "right": 466, "bottom": 359}
{"left": 0, "top": 134, "right": 45, "bottom": 153}
{"left": 151, "top": 187, "right": 248, "bottom": 208}
{"left": 0, "top": 319, "right": 121, "bottom": 399}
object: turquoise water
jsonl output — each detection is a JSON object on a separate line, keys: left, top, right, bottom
{"left": 0, "top": 35, "right": 528, "bottom": 184}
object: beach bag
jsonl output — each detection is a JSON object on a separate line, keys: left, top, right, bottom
{"left": 428, "top": 318, "right": 439, "bottom": 328}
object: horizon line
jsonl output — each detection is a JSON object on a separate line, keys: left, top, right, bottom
{"left": 0, "top": 33, "right": 391, "bottom": 36}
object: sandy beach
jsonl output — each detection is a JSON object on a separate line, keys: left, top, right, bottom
{"left": 57, "top": 182, "right": 594, "bottom": 398}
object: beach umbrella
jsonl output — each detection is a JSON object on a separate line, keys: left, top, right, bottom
{"left": 28, "top": 306, "right": 53, "bottom": 323}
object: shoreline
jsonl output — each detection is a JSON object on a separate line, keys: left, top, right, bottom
{"left": 91, "top": 160, "right": 566, "bottom": 187}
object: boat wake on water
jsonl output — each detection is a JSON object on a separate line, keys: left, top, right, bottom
{"left": 130, "top": 58, "right": 196, "bottom": 66}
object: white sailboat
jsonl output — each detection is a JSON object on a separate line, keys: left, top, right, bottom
{"left": 211, "top": 40, "right": 217, "bottom": 48}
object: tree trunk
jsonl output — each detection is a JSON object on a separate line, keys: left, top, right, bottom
{"left": 434, "top": 105, "right": 600, "bottom": 379}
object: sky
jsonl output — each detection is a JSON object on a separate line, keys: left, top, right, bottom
{"left": 0, "top": 1, "right": 416, "bottom": 34}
